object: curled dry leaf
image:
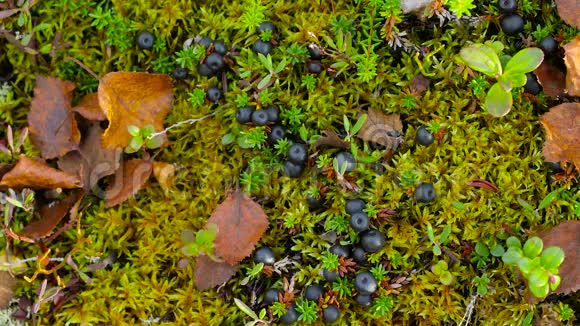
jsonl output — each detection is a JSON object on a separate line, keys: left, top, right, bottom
{"left": 564, "top": 36, "right": 580, "bottom": 96}
{"left": 313, "top": 129, "right": 349, "bottom": 149}
{"left": 72, "top": 93, "right": 106, "bottom": 121}
{"left": 465, "top": 178, "right": 500, "bottom": 193}
{"left": 535, "top": 62, "right": 566, "bottom": 97}
{"left": 540, "top": 103, "right": 580, "bottom": 169}
{"left": 555, "top": 0, "right": 580, "bottom": 28}
{"left": 20, "top": 191, "right": 84, "bottom": 238}
{"left": 152, "top": 161, "right": 175, "bottom": 196}
{"left": 28, "top": 75, "right": 80, "bottom": 159}
{"left": 194, "top": 255, "right": 238, "bottom": 291}
{"left": 0, "top": 155, "right": 81, "bottom": 190}
{"left": 98, "top": 72, "right": 173, "bottom": 149}
{"left": 356, "top": 108, "right": 404, "bottom": 152}
{"left": 105, "top": 159, "right": 153, "bottom": 207}
{"left": 206, "top": 190, "right": 269, "bottom": 265}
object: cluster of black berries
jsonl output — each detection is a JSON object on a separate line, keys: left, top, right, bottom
{"left": 346, "top": 199, "right": 385, "bottom": 254}
{"left": 253, "top": 22, "right": 276, "bottom": 55}
{"left": 306, "top": 44, "right": 325, "bottom": 74}
{"left": 236, "top": 105, "right": 280, "bottom": 126}
{"left": 196, "top": 37, "right": 228, "bottom": 78}
{"left": 284, "top": 143, "right": 308, "bottom": 178}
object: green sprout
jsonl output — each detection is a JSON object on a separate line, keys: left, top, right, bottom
{"left": 295, "top": 299, "right": 318, "bottom": 323}
{"left": 431, "top": 260, "right": 453, "bottom": 285}
{"left": 126, "top": 124, "right": 164, "bottom": 153}
{"left": 426, "top": 222, "right": 451, "bottom": 256}
{"left": 473, "top": 273, "right": 491, "bottom": 296}
{"left": 181, "top": 224, "right": 218, "bottom": 260}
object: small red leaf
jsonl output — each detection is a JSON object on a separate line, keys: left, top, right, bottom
{"left": 466, "top": 178, "right": 500, "bottom": 193}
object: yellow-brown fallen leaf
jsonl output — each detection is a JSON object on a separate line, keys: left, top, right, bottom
{"left": 356, "top": 108, "right": 403, "bottom": 152}
{"left": 313, "top": 129, "right": 349, "bottom": 149}
{"left": 564, "top": 36, "right": 580, "bottom": 96}
{"left": 98, "top": 72, "right": 173, "bottom": 149}
{"left": 535, "top": 62, "right": 566, "bottom": 97}
{"left": 0, "top": 155, "right": 81, "bottom": 190}
{"left": 105, "top": 159, "right": 153, "bottom": 207}
{"left": 20, "top": 191, "right": 84, "bottom": 238}
{"left": 73, "top": 93, "right": 107, "bottom": 121}
{"left": 540, "top": 103, "right": 580, "bottom": 169}
{"left": 153, "top": 161, "right": 175, "bottom": 196}
{"left": 194, "top": 255, "right": 238, "bottom": 291}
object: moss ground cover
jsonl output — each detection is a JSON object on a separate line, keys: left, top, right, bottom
{"left": 0, "top": 0, "right": 578, "bottom": 325}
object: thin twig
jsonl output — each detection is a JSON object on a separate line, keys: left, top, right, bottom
{"left": 147, "top": 109, "right": 223, "bottom": 139}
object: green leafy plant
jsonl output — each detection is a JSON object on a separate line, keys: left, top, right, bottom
{"left": 459, "top": 42, "right": 544, "bottom": 116}
{"left": 443, "top": 0, "right": 475, "bottom": 17}
{"left": 188, "top": 89, "right": 207, "bottom": 107}
{"left": 257, "top": 53, "right": 287, "bottom": 90}
{"left": 234, "top": 298, "right": 269, "bottom": 326}
{"left": 240, "top": 158, "right": 269, "bottom": 194}
{"left": 126, "top": 124, "right": 164, "bottom": 153}
{"left": 372, "top": 294, "right": 394, "bottom": 318}
{"left": 296, "top": 299, "right": 318, "bottom": 323}
{"left": 431, "top": 260, "right": 453, "bottom": 285}
{"left": 426, "top": 222, "right": 451, "bottom": 256}
{"left": 181, "top": 224, "right": 218, "bottom": 260}
{"left": 472, "top": 241, "right": 505, "bottom": 268}
{"left": 332, "top": 277, "right": 354, "bottom": 298}
{"left": 473, "top": 273, "right": 491, "bottom": 296}
{"left": 555, "top": 302, "right": 575, "bottom": 322}
{"left": 502, "top": 236, "right": 565, "bottom": 298}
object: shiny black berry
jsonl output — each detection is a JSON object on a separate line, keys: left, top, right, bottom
{"left": 323, "top": 304, "right": 340, "bottom": 323}
{"left": 263, "top": 288, "right": 280, "bottom": 305}
{"left": 352, "top": 247, "right": 367, "bottom": 265}
{"left": 206, "top": 86, "right": 221, "bottom": 103}
{"left": 213, "top": 40, "right": 228, "bottom": 55}
{"left": 236, "top": 106, "right": 256, "bottom": 124}
{"left": 308, "top": 44, "right": 322, "bottom": 60}
{"left": 416, "top": 126, "right": 434, "bottom": 146}
{"left": 323, "top": 268, "right": 340, "bottom": 283}
{"left": 264, "top": 105, "right": 280, "bottom": 123}
{"left": 269, "top": 125, "right": 286, "bottom": 143}
{"left": 280, "top": 304, "right": 299, "bottom": 324}
{"left": 498, "top": 0, "right": 517, "bottom": 13}
{"left": 360, "top": 229, "right": 385, "bottom": 253}
{"left": 253, "top": 40, "right": 273, "bottom": 55}
{"left": 501, "top": 14, "right": 524, "bottom": 35}
{"left": 346, "top": 199, "right": 365, "bottom": 215}
{"left": 197, "top": 63, "right": 213, "bottom": 77}
{"left": 198, "top": 37, "right": 213, "bottom": 48}
{"left": 350, "top": 212, "right": 370, "bottom": 233}
{"left": 539, "top": 36, "right": 557, "bottom": 54}
{"left": 304, "top": 284, "right": 324, "bottom": 301}
{"left": 354, "top": 271, "right": 377, "bottom": 295}
{"left": 251, "top": 110, "right": 269, "bottom": 126}
{"left": 288, "top": 143, "right": 308, "bottom": 164}
{"left": 355, "top": 293, "right": 373, "bottom": 306}
{"left": 524, "top": 73, "right": 541, "bottom": 95}
{"left": 335, "top": 151, "right": 356, "bottom": 172}
{"left": 173, "top": 67, "right": 188, "bottom": 80}
{"left": 254, "top": 246, "right": 275, "bottom": 265}
{"left": 329, "top": 244, "right": 351, "bottom": 258}
{"left": 307, "top": 61, "right": 323, "bottom": 74}
{"left": 283, "top": 160, "right": 304, "bottom": 178}
{"left": 415, "top": 183, "right": 436, "bottom": 203}
{"left": 136, "top": 31, "right": 155, "bottom": 50}
{"left": 205, "top": 53, "right": 225, "bottom": 74}
{"left": 257, "top": 21, "right": 276, "bottom": 34}
{"left": 306, "top": 193, "right": 324, "bottom": 210}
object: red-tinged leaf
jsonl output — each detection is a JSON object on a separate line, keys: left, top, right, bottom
{"left": 20, "top": 191, "right": 84, "bottom": 238}
{"left": 194, "top": 255, "right": 238, "bottom": 291}
{"left": 28, "top": 75, "right": 81, "bottom": 159}
{"left": 0, "top": 155, "right": 81, "bottom": 190}
{"left": 313, "top": 129, "right": 349, "bottom": 149}
{"left": 540, "top": 103, "right": 580, "bottom": 169}
{"left": 105, "top": 159, "right": 153, "bottom": 207}
{"left": 535, "top": 62, "right": 566, "bottom": 97}
{"left": 466, "top": 178, "right": 500, "bottom": 193}
{"left": 72, "top": 93, "right": 106, "bottom": 121}
{"left": 564, "top": 36, "right": 580, "bottom": 96}
{"left": 206, "top": 190, "right": 269, "bottom": 265}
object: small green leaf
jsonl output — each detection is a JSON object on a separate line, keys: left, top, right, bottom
{"left": 505, "top": 73, "right": 527, "bottom": 88}
{"left": 475, "top": 242, "right": 490, "bottom": 257}
{"left": 502, "top": 248, "right": 522, "bottom": 265}
{"left": 275, "top": 58, "right": 287, "bottom": 73}
{"left": 439, "top": 271, "right": 453, "bottom": 285}
{"left": 459, "top": 44, "right": 502, "bottom": 77}
{"left": 126, "top": 137, "right": 144, "bottom": 153}
{"left": 517, "top": 256, "right": 533, "bottom": 274}
{"left": 523, "top": 237, "right": 543, "bottom": 258}
{"left": 145, "top": 135, "right": 163, "bottom": 149}
{"left": 440, "top": 225, "right": 451, "bottom": 244}
{"left": 549, "top": 275, "right": 561, "bottom": 291}
{"left": 522, "top": 311, "right": 534, "bottom": 325}
{"left": 181, "top": 230, "right": 195, "bottom": 243}
{"left": 221, "top": 133, "right": 235, "bottom": 145}
{"left": 128, "top": 125, "right": 140, "bottom": 137}
{"left": 299, "top": 125, "right": 308, "bottom": 142}
{"left": 529, "top": 269, "right": 549, "bottom": 287}
{"left": 490, "top": 244, "right": 505, "bottom": 257}
{"left": 343, "top": 115, "right": 351, "bottom": 134}
{"left": 477, "top": 284, "right": 488, "bottom": 296}
{"left": 234, "top": 298, "right": 260, "bottom": 320}
{"left": 257, "top": 53, "right": 272, "bottom": 71}
{"left": 539, "top": 190, "right": 558, "bottom": 210}
{"left": 540, "top": 246, "right": 565, "bottom": 269}
{"left": 351, "top": 114, "right": 367, "bottom": 135}
{"left": 427, "top": 222, "right": 435, "bottom": 243}
{"left": 432, "top": 245, "right": 442, "bottom": 256}
{"left": 181, "top": 243, "right": 199, "bottom": 256}
{"left": 432, "top": 260, "right": 447, "bottom": 274}
{"left": 517, "top": 198, "right": 536, "bottom": 212}
{"left": 504, "top": 47, "right": 544, "bottom": 75}
{"left": 141, "top": 125, "right": 155, "bottom": 138}
{"left": 485, "top": 40, "right": 504, "bottom": 54}
{"left": 39, "top": 43, "right": 52, "bottom": 54}
{"left": 506, "top": 236, "right": 521, "bottom": 249}
{"left": 498, "top": 74, "right": 512, "bottom": 92}
{"left": 529, "top": 283, "right": 549, "bottom": 298}
{"left": 5, "top": 197, "right": 24, "bottom": 209}
{"left": 485, "top": 83, "right": 512, "bottom": 117}
{"left": 257, "top": 74, "right": 272, "bottom": 90}
{"left": 34, "top": 23, "right": 51, "bottom": 32}
{"left": 452, "top": 201, "right": 465, "bottom": 210}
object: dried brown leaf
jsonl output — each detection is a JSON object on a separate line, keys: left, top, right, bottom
{"left": 99, "top": 72, "right": 173, "bottom": 149}
{"left": 152, "top": 161, "right": 175, "bottom": 196}
{"left": 535, "top": 62, "right": 566, "bottom": 97}
{"left": 356, "top": 108, "right": 403, "bottom": 152}
{"left": 540, "top": 103, "right": 580, "bottom": 169}
{"left": 410, "top": 74, "right": 430, "bottom": 95}
{"left": 564, "top": 36, "right": 580, "bottom": 96}
{"left": 555, "top": 0, "right": 580, "bottom": 28}
{"left": 20, "top": 191, "right": 84, "bottom": 238}
{"left": 206, "top": 190, "right": 269, "bottom": 265}
{"left": 105, "top": 159, "right": 153, "bottom": 207}
{"left": 194, "top": 255, "right": 238, "bottom": 291}
{"left": 313, "top": 129, "right": 349, "bottom": 149}
{"left": 28, "top": 75, "right": 80, "bottom": 159}
{"left": 0, "top": 155, "right": 81, "bottom": 190}
{"left": 0, "top": 271, "right": 16, "bottom": 309}
{"left": 73, "top": 93, "right": 106, "bottom": 121}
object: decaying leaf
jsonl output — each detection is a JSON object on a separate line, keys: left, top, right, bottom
{"left": 564, "top": 36, "right": 580, "bottom": 96}
{"left": 535, "top": 62, "right": 566, "bottom": 97}
{"left": 313, "top": 129, "right": 349, "bottom": 149}
{"left": 20, "top": 191, "right": 84, "bottom": 238}
{"left": 99, "top": 72, "right": 173, "bottom": 149}
{"left": 58, "top": 121, "right": 122, "bottom": 192}
{"left": 28, "top": 75, "right": 80, "bottom": 159}
{"left": 0, "top": 155, "right": 81, "bottom": 190}
{"left": 194, "top": 255, "right": 238, "bottom": 291}
{"left": 540, "top": 103, "right": 580, "bottom": 169}
{"left": 0, "top": 270, "right": 16, "bottom": 309}
{"left": 555, "top": 0, "right": 580, "bottom": 28}
{"left": 356, "top": 108, "right": 403, "bottom": 152}
{"left": 105, "top": 159, "right": 153, "bottom": 207}
{"left": 152, "top": 161, "right": 175, "bottom": 196}
{"left": 73, "top": 93, "right": 106, "bottom": 121}
{"left": 206, "top": 190, "right": 269, "bottom": 265}
{"left": 410, "top": 74, "right": 430, "bottom": 96}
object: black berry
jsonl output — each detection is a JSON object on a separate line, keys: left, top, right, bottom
{"left": 416, "top": 126, "right": 434, "bottom": 146}
{"left": 415, "top": 183, "right": 436, "bottom": 203}
{"left": 173, "top": 67, "right": 188, "bottom": 80}
{"left": 206, "top": 86, "right": 221, "bottom": 103}
{"left": 346, "top": 199, "right": 365, "bottom": 215}
{"left": 524, "top": 73, "right": 541, "bottom": 95}
{"left": 213, "top": 40, "right": 228, "bottom": 55}
{"left": 288, "top": 143, "right": 308, "bottom": 164}
{"left": 236, "top": 106, "right": 256, "bottom": 124}
{"left": 350, "top": 212, "right": 370, "bottom": 233}
{"left": 254, "top": 246, "right": 276, "bottom": 265}
{"left": 323, "top": 268, "right": 340, "bottom": 283}
{"left": 498, "top": 0, "right": 517, "bottom": 13}
{"left": 263, "top": 288, "right": 280, "bottom": 305}
{"left": 198, "top": 37, "right": 213, "bottom": 48}
{"left": 264, "top": 105, "right": 280, "bottom": 123}
{"left": 253, "top": 40, "right": 273, "bottom": 55}
{"left": 283, "top": 160, "right": 304, "bottom": 178}
{"left": 279, "top": 304, "right": 299, "bottom": 324}
{"left": 136, "top": 31, "right": 155, "bottom": 50}
{"left": 323, "top": 304, "right": 340, "bottom": 323}
{"left": 205, "top": 52, "right": 225, "bottom": 74}
{"left": 352, "top": 247, "right": 367, "bottom": 265}
{"left": 335, "top": 151, "right": 356, "bottom": 172}
{"left": 539, "top": 36, "right": 557, "bottom": 54}
{"left": 329, "top": 244, "right": 351, "bottom": 258}
{"left": 354, "top": 271, "right": 377, "bottom": 295}
{"left": 257, "top": 21, "right": 276, "bottom": 34}
{"left": 306, "top": 193, "right": 324, "bottom": 210}
{"left": 501, "top": 14, "right": 524, "bottom": 35}
{"left": 307, "top": 61, "right": 323, "bottom": 74}
{"left": 251, "top": 110, "right": 269, "bottom": 126}
{"left": 360, "top": 229, "right": 385, "bottom": 253}
{"left": 308, "top": 44, "right": 322, "bottom": 60}
{"left": 269, "top": 125, "right": 286, "bottom": 143}
{"left": 304, "top": 284, "right": 324, "bottom": 301}
{"left": 355, "top": 293, "right": 373, "bottom": 306}
{"left": 197, "top": 63, "right": 213, "bottom": 77}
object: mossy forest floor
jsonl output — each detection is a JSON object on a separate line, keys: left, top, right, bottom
{"left": 0, "top": 0, "right": 579, "bottom": 325}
